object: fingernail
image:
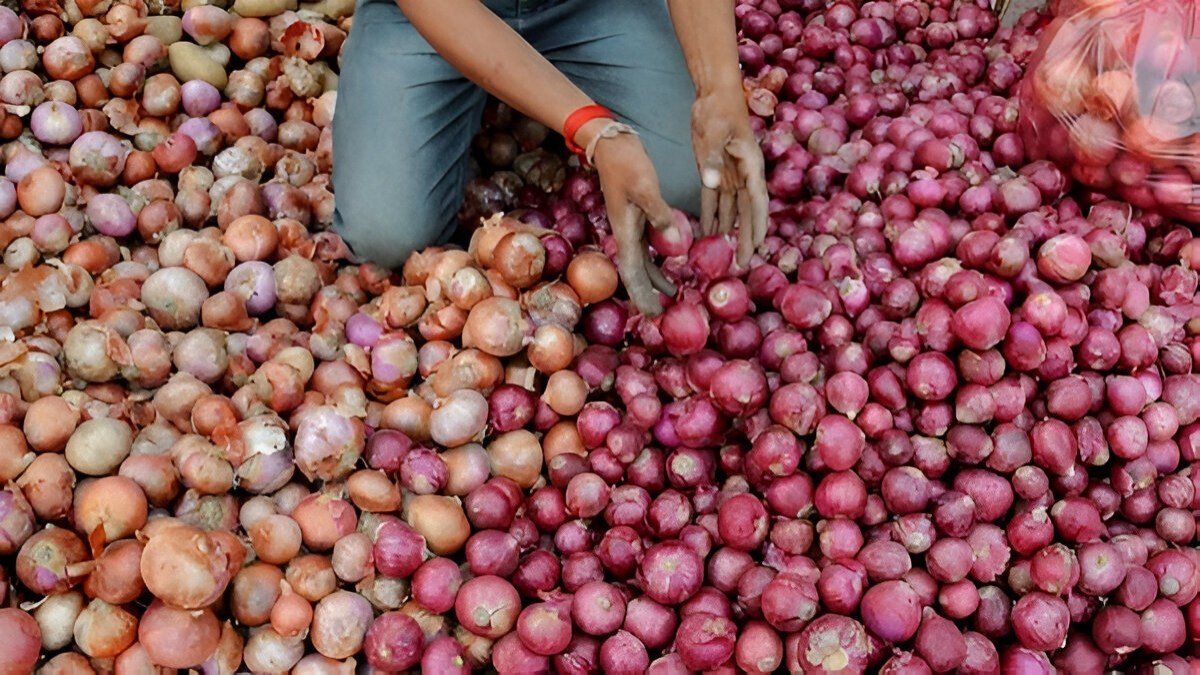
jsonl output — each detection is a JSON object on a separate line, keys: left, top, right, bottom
{"left": 702, "top": 169, "right": 721, "bottom": 189}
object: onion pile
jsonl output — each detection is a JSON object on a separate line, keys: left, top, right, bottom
{"left": 1019, "top": 0, "right": 1200, "bottom": 223}
{"left": 0, "top": 0, "right": 1199, "bottom": 672}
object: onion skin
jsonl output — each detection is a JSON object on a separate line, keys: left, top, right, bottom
{"left": 73, "top": 475, "right": 147, "bottom": 543}
{"left": 310, "top": 590, "right": 373, "bottom": 660}
{"left": 405, "top": 494, "right": 470, "bottom": 556}
{"left": 0, "top": 608, "right": 40, "bottom": 673}
{"left": 138, "top": 600, "right": 221, "bottom": 669}
{"left": 293, "top": 405, "right": 365, "bottom": 481}
{"left": 139, "top": 522, "right": 233, "bottom": 610}
{"left": 17, "top": 165, "right": 66, "bottom": 216}
{"left": 462, "top": 296, "right": 530, "bottom": 357}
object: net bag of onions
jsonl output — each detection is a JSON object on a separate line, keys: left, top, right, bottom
{"left": 1017, "top": 0, "right": 1200, "bottom": 222}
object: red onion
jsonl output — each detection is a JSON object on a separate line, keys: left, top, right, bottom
{"left": 860, "top": 579, "right": 921, "bottom": 642}
{"left": 455, "top": 575, "right": 521, "bottom": 639}
{"left": 363, "top": 611, "right": 423, "bottom": 671}
{"left": 638, "top": 541, "right": 703, "bottom": 605}
{"left": 676, "top": 613, "right": 736, "bottom": 671}
{"left": 1011, "top": 592, "right": 1069, "bottom": 652}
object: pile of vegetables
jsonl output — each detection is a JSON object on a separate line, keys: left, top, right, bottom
{"left": 1020, "top": 0, "right": 1200, "bottom": 223}
{"left": 0, "top": 0, "right": 1199, "bottom": 671}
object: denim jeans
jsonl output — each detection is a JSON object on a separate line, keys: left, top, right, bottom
{"left": 331, "top": 0, "right": 701, "bottom": 269}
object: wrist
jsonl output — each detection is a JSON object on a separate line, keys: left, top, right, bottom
{"left": 695, "top": 69, "right": 745, "bottom": 99}
{"left": 585, "top": 121, "right": 639, "bottom": 167}
{"left": 562, "top": 103, "right": 614, "bottom": 160}
{"left": 573, "top": 118, "right": 615, "bottom": 159}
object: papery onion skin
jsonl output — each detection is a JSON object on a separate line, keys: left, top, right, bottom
{"left": 293, "top": 406, "right": 365, "bottom": 481}
{"left": 462, "top": 296, "right": 530, "bottom": 357}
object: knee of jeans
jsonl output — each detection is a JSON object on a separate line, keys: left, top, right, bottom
{"left": 333, "top": 200, "right": 449, "bottom": 271}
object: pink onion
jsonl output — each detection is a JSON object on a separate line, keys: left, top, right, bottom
{"left": 30, "top": 101, "right": 82, "bottom": 145}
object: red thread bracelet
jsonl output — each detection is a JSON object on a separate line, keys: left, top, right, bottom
{"left": 562, "top": 104, "right": 614, "bottom": 158}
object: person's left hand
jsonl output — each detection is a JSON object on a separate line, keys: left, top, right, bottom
{"left": 691, "top": 89, "right": 769, "bottom": 267}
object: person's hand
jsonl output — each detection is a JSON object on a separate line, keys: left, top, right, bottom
{"left": 691, "top": 88, "right": 768, "bottom": 267}
{"left": 590, "top": 131, "right": 678, "bottom": 316}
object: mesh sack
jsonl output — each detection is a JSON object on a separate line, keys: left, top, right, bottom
{"left": 1018, "top": 0, "right": 1200, "bottom": 222}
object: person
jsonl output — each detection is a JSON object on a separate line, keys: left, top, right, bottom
{"left": 332, "top": 0, "right": 768, "bottom": 315}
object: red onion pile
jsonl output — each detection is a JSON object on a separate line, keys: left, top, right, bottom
{"left": 0, "top": 0, "right": 1199, "bottom": 672}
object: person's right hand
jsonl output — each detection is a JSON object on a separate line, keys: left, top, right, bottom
{"left": 589, "top": 131, "right": 678, "bottom": 317}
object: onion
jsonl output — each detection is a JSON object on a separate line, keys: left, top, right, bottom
{"left": 73, "top": 599, "right": 137, "bottom": 658}
{"left": 462, "top": 296, "right": 530, "bottom": 357}
{"left": 363, "top": 611, "right": 424, "bottom": 670}
{"left": 293, "top": 405, "right": 365, "bottom": 481}
{"left": 310, "top": 590, "right": 373, "bottom": 659}
{"left": 73, "top": 475, "right": 146, "bottom": 543}
{"left": 43, "top": 36, "right": 94, "bottom": 81}
{"left": 69, "top": 131, "right": 127, "bottom": 186}
{"left": 0, "top": 6, "right": 1185, "bottom": 672}
{"left": 567, "top": 250, "right": 619, "bottom": 305}
{"left": 404, "top": 494, "right": 469, "bottom": 556}
{"left": 138, "top": 600, "right": 221, "bottom": 669}
{"left": 0, "top": 608, "right": 41, "bottom": 673}
{"left": 430, "top": 388, "right": 488, "bottom": 448}
{"left": 17, "top": 165, "right": 65, "bottom": 216}
{"left": 64, "top": 417, "right": 132, "bottom": 476}
{"left": 141, "top": 267, "right": 208, "bottom": 330}
{"left": 139, "top": 522, "right": 233, "bottom": 609}
{"left": 84, "top": 539, "right": 145, "bottom": 605}
{"left": 30, "top": 100, "right": 82, "bottom": 145}
{"left": 86, "top": 193, "right": 136, "bottom": 237}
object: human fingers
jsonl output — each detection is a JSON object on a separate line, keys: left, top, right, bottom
{"left": 736, "top": 188, "right": 755, "bottom": 267}
{"left": 718, "top": 189, "right": 736, "bottom": 234}
{"left": 645, "top": 258, "right": 676, "bottom": 297}
{"left": 700, "top": 187, "right": 718, "bottom": 236}
{"left": 609, "top": 199, "right": 664, "bottom": 316}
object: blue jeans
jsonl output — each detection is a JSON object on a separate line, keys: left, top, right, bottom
{"left": 331, "top": 0, "right": 701, "bottom": 268}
